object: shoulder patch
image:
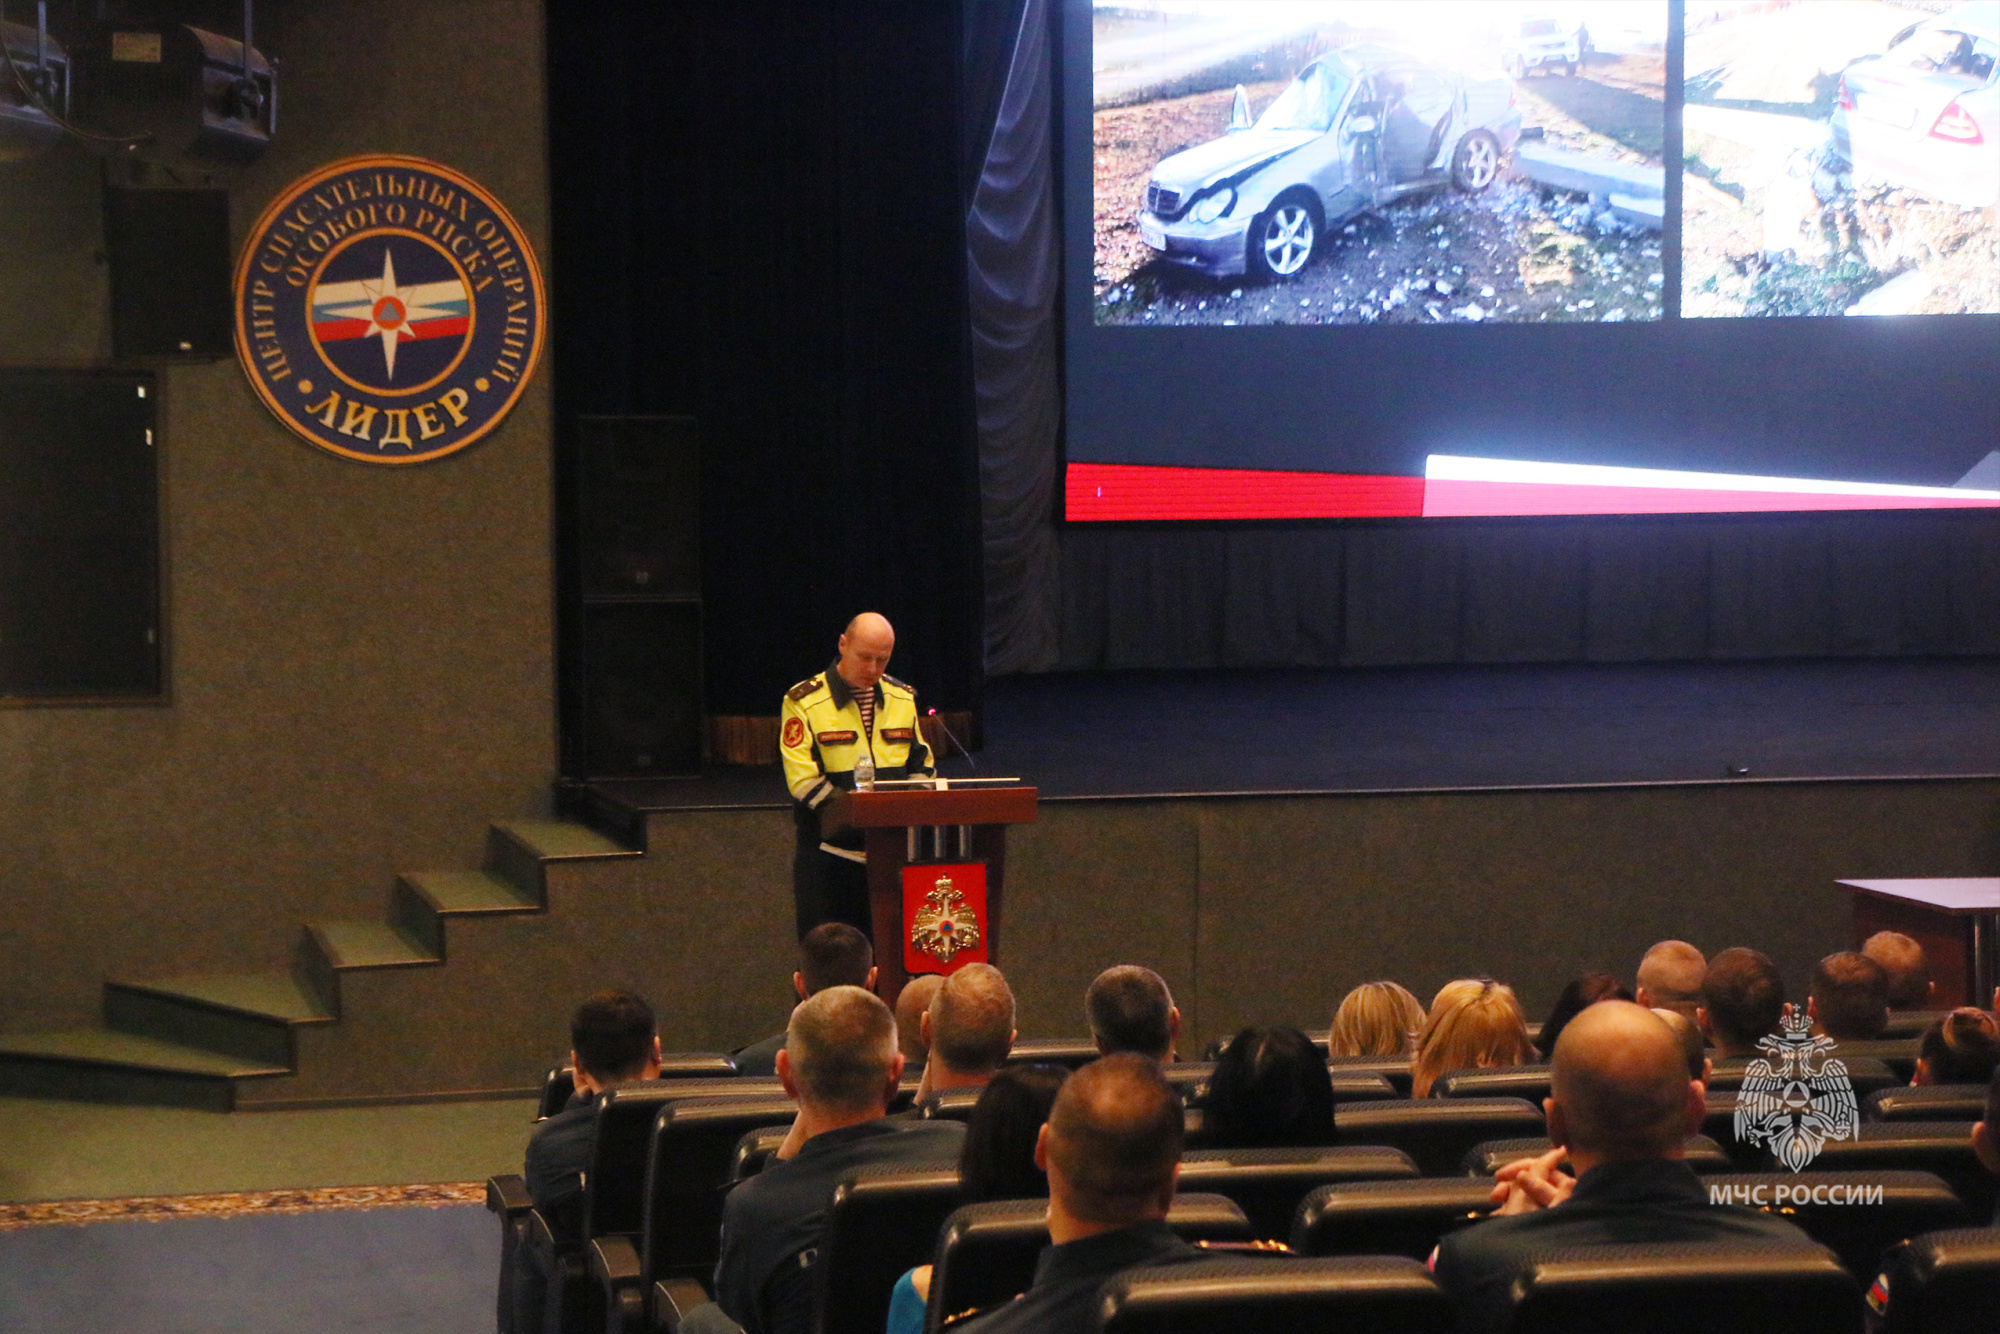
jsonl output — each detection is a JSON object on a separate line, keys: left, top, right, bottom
{"left": 786, "top": 676, "right": 823, "bottom": 703}
{"left": 883, "top": 674, "right": 915, "bottom": 696}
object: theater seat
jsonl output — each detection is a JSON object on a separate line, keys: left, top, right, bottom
{"left": 926, "top": 1193, "right": 1253, "bottom": 1330}
{"left": 1804, "top": 1123, "right": 1994, "bottom": 1221}
{"left": 728, "top": 1126, "right": 790, "bottom": 1182}
{"left": 538, "top": 1067, "right": 575, "bottom": 1121}
{"left": 1008, "top": 1037, "right": 1101, "bottom": 1068}
{"left": 1504, "top": 1239, "right": 1862, "bottom": 1333}
{"left": 1162, "top": 1062, "right": 1214, "bottom": 1105}
{"left": 1459, "top": 1135, "right": 1730, "bottom": 1177}
{"left": 1865, "top": 1084, "right": 1988, "bottom": 1123}
{"left": 816, "top": 1162, "right": 963, "bottom": 1334}
{"left": 1290, "top": 1177, "right": 1496, "bottom": 1260}
{"left": 1176, "top": 1145, "right": 1418, "bottom": 1240}
{"left": 919, "top": 1086, "right": 982, "bottom": 1122}
{"left": 1881, "top": 1011, "right": 1936, "bottom": 1039}
{"left": 1696, "top": 1171, "right": 1968, "bottom": 1278}
{"left": 1325, "top": 1055, "right": 1413, "bottom": 1096}
{"left": 1326, "top": 1070, "right": 1399, "bottom": 1103}
{"left": 1828, "top": 1039, "right": 1920, "bottom": 1085}
{"left": 1094, "top": 1254, "right": 1451, "bottom": 1332}
{"left": 1435, "top": 1065, "right": 1552, "bottom": 1103}
{"left": 1333, "top": 1097, "right": 1544, "bottom": 1175}
{"left": 1701, "top": 1094, "right": 1764, "bottom": 1170}
{"left": 535, "top": 1057, "right": 742, "bottom": 1122}
{"left": 1870, "top": 1226, "right": 2000, "bottom": 1333}
{"left": 1707, "top": 1056, "right": 1897, "bottom": 1099}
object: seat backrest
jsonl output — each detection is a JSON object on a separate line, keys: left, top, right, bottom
{"left": 579, "top": 1084, "right": 687, "bottom": 1237}
{"left": 919, "top": 1086, "right": 983, "bottom": 1122}
{"left": 926, "top": 1194, "right": 1254, "bottom": 1332}
{"left": 658, "top": 1051, "right": 741, "bottom": 1079}
{"left": 1333, "top": 1097, "right": 1544, "bottom": 1175}
{"left": 1708, "top": 1056, "right": 1898, "bottom": 1098}
{"left": 1865, "top": 1084, "right": 1988, "bottom": 1123}
{"left": 1162, "top": 1061, "right": 1215, "bottom": 1105}
{"left": 1805, "top": 1123, "right": 1994, "bottom": 1221}
{"left": 641, "top": 1093, "right": 801, "bottom": 1283}
{"left": 1290, "top": 1177, "right": 1496, "bottom": 1260}
{"left": 1094, "top": 1254, "right": 1452, "bottom": 1332}
{"left": 1325, "top": 1055, "right": 1413, "bottom": 1095}
{"left": 1880, "top": 1011, "right": 1935, "bottom": 1039}
{"left": 1696, "top": 1171, "right": 1969, "bottom": 1278}
{"left": 1829, "top": 1039, "right": 1919, "bottom": 1085}
{"left": 1874, "top": 1226, "right": 2000, "bottom": 1334}
{"left": 1460, "top": 1135, "right": 1731, "bottom": 1177}
{"left": 1176, "top": 1145, "right": 1418, "bottom": 1240}
{"left": 1702, "top": 1094, "right": 1769, "bottom": 1170}
{"left": 729, "top": 1125, "right": 790, "bottom": 1182}
{"left": 814, "top": 1162, "right": 962, "bottom": 1334}
{"left": 1326, "top": 1070, "right": 1399, "bottom": 1103}
{"left": 1505, "top": 1239, "right": 1863, "bottom": 1334}
{"left": 1434, "top": 1064, "right": 1553, "bottom": 1103}
{"left": 538, "top": 1065, "right": 575, "bottom": 1121}
{"left": 1008, "top": 1037, "right": 1101, "bottom": 1068}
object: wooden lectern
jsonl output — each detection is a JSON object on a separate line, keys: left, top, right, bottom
{"left": 822, "top": 782, "right": 1038, "bottom": 1004}
{"left": 1838, "top": 878, "right": 2000, "bottom": 1010}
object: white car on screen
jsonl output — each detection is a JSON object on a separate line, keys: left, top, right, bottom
{"left": 1831, "top": 2, "right": 1999, "bottom": 208}
{"left": 1504, "top": 13, "right": 1590, "bottom": 78}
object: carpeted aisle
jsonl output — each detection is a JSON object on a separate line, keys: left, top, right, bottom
{"left": 0, "top": 1199, "right": 493, "bottom": 1333}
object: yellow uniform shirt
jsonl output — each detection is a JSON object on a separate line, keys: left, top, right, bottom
{"left": 780, "top": 665, "right": 935, "bottom": 823}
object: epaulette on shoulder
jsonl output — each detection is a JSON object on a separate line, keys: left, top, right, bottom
{"left": 786, "top": 675, "right": 824, "bottom": 703}
{"left": 883, "top": 674, "right": 915, "bottom": 696}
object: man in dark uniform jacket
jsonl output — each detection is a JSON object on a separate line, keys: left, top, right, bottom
{"left": 513, "top": 990, "right": 662, "bottom": 1334}
{"left": 732, "top": 923, "right": 877, "bottom": 1077}
{"left": 1431, "top": 1000, "right": 1817, "bottom": 1333}
{"left": 957, "top": 1054, "right": 1205, "bottom": 1333}
{"left": 712, "top": 985, "right": 963, "bottom": 1334}
{"left": 779, "top": 612, "right": 935, "bottom": 939}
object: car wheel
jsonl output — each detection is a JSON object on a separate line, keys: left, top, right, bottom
{"left": 1563, "top": 59, "right": 1577, "bottom": 77}
{"left": 1451, "top": 132, "right": 1500, "bottom": 193}
{"left": 1247, "top": 196, "right": 1317, "bottom": 279}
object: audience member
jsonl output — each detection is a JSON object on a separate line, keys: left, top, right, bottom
{"left": 1633, "top": 940, "right": 1707, "bottom": 1021}
{"left": 733, "top": 923, "right": 878, "bottom": 1077}
{"left": 885, "top": 1063, "right": 1070, "bottom": 1334}
{"left": 514, "top": 991, "right": 662, "bottom": 1334}
{"left": 1974, "top": 1066, "right": 2000, "bottom": 1224}
{"left": 915, "top": 963, "right": 1017, "bottom": 1101}
{"left": 1536, "top": 972, "right": 1634, "bottom": 1059}
{"left": 1862, "top": 930, "right": 1937, "bottom": 1010}
{"left": 1204, "top": 1024, "right": 1336, "bottom": 1146}
{"left": 1085, "top": 965, "right": 1180, "bottom": 1061}
{"left": 1412, "top": 979, "right": 1534, "bottom": 1098}
{"left": 1328, "top": 980, "right": 1424, "bottom": 1058}
{"left": 895, "top": 973, "right": 944, "bottom": 1073}
{"left": 1914, "top": 1007, "right": 2000, "bottom": 1086}
{"left": 1431, "top": 1002, "right": 1815, "bottom": 1332}
{"left": 710, "top": 987, "right": 962, "bottom": 1334}
{"left": 1808, "top": 950, "right": 1890, "bottom": 1041}
{"left": 1651, "top": 1007, "right": 1711, "bottom": 1084}
{"left": 1697, "top": 947, "right": 1785, "bottom": 1057}
{"left": 956, "top": 1055, "right": 1202, "bottom": 1332}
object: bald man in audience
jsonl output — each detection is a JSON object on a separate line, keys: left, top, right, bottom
{"left": 1086, "top": 965, "right": 1181, "bottom": 1061}
{"left": 1697, "top": 946, "right": 1785, "bottom": 1057}
{"left": 1432, "top": 1002, "right": 1814, "bottom": 1332}
{"left": 958, "top": 1054, "right": 1204, "bottom": 1332}
{"left": 1809, "top": 950, "right": 1890, "bottom": 1041}
{"left": 895, "top": 973, "right": 943, "bottom": 1075}
{"left": 1634, "top": 940, "right": 1707, "bottom": 1021}
{"left": 1863, "top": 931, "right": 1939, "bottom": 1011}
{"left": 711, "top": 987, "right": 962, "bottom": 1334}
{"left": 915, "top": 963, "right": 1016, "bottom": 1101}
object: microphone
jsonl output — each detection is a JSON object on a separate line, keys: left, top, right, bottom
{"left": 925, "top": 708, "right": 978, "bottom": 772}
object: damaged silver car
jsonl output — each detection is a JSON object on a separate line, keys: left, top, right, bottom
{"left": 1137, "top": 45, "right": 1522, "bottom": 281}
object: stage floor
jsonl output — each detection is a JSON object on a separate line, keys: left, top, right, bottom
{"left": 595, "top": 657, "right": 2000, "bottom": 812}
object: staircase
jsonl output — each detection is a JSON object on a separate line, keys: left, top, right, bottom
{"left": 0, "top": 820, "right": 640, "bottom": 1112}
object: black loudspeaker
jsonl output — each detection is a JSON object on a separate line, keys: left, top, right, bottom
{"left": 579, "top": 602, "right": 703, "bottom": 777}
{"left": 577, "top": 415, "right": 699, "bottom": 597}
{"left": 105, "top": 188, "right": 231, "bottom": 360}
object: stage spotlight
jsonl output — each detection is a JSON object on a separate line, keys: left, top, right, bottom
{"left": 0, "top": 11, "right": 69, "bottom": 163}
{"left": 72, "top": 21, "right": 274, "bottom": 166}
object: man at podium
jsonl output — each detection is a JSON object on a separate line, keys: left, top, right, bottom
{"left": 781, "top": 612, "right": 935, "bottom": 938}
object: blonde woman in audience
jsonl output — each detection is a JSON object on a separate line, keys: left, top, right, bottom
{"left": 1329, "top": 981, "right": 1425, "bottom": 1058}
{"left": 1412, "top": 978, "right": 1535, "bottom": 1097}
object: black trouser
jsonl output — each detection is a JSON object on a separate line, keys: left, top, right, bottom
{"left": 792, "top": 832, "right": 871, "bottom": 941}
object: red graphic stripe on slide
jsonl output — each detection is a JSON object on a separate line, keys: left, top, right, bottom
{"left": 1067, "top": 463, "right": 1424, "bottom": 520}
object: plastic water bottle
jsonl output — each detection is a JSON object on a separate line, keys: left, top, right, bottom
{"left": 853, "top": 751, "right": 875, "bottom": 791}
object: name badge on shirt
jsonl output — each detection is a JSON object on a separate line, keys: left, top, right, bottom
{"left": 817, "top": 730, "right": 857, "bottom": 745}
{"left": 881, "top": 728, "right": 914, "bottom": 742}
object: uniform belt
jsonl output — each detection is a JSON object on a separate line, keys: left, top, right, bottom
{"left": 818, "top": 843, "right": 867, "bottom": 865}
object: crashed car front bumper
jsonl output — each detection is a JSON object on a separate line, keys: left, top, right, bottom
{"left": 1138, "top": 209, "right": 1252, "bottom": 279}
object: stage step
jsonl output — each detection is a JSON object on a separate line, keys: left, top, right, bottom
{"left": 5, "top": 816, "right": 644, "bottom": 1111}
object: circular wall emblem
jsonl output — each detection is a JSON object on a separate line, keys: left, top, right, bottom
{"left": 234, "top": 154, "right": 545, "bottom": 465}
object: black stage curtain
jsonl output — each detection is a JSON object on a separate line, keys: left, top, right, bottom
{"left": 547, "top": 2, "right": 983, "bottom": 717}
{"left": 1056, "top": 511, "right": 2000, "bottom": 670}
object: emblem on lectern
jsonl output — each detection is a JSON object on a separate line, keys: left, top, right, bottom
{"left": 909, "top": 873, "right": 981, "bottom": 963}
